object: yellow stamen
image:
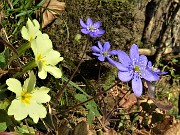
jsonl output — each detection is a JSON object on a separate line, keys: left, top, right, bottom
{"left": 21, "top": 91, "right": 32, "bottom": 104}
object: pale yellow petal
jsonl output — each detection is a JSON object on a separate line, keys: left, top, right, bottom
{"left": 28, "top": 101, "right": 47, "bottom": 123}
{"left": 44, "top": 50, "right": 63, "bottom": 65}
{"left": 8, "top": 99, "right": 28, "bottom": 121}
{"left": 31, "top": 87, "right": 51, "bottom": 103}
{"left": 21, "top": 26, "right": 29, "bottom": 41}
{"left": 6, "top": 78, "right": 22, "bottom": 97}
{"left": 45, "top": 65, "right": 62, "bottom": 78}
{"left": 31, "top": 34, "right": 52, "bottom": 58}
{"left": 38, "top": 68, "right": 47, "bottom": 79}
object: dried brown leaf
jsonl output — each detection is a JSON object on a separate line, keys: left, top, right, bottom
{"left": 0, "top": 68, "right": 8, "bottom": 77}
{"left": 104, "top": 128, "right": 117, "bottom": 135}
{"left": 151, "top": 98, "right": 172, "bottom": 110}
{"left": 163, "top": 122, "right": 180, "bottom": 135}
{"left": 119, "top": 93, "right": 137, "bottom": 108}
{"left": 39, "top": 0, "right": 65, "bottom": 28}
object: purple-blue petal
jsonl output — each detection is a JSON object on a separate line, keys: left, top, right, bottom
{"left": 117, "top": 50, "right": 132, "bottom": 67}
{"left": 93, "top": 21, "right": 101, "bottom": 28}
{"left": 118, "top": 70, "right": 133, "bottom": 82}
{"left": 109, "top": 50, "right": 118, "bottom": 55}
{"left": 89, "top": 32, "right": 98, "bottom": 38}
{"left": 132, "top": 74, "right": 142, "bottom": 97}
{"left": 92, "top": 53, "right": 101, "bottom": 57}
{"left": 96, "top": 30, "right": 105, "bottom": 35}
{"left": 97, "top": 41, "right": 103, "bottom": 50}
{"left": 92, "top": 46, "right": 100, "bottom": 53}
{"left": 80, "top": 19, "right": 87, "bottom": 28}
{"left": 158, "top": 71, "right": 168, "bottom": 75}
{"left": 81, "top": 29, "right": 90, "bottom": 34}
{"left": 103, "top": 42, "right": 110, "bottom": 52}
{"left": 114, "top": 62, "right": 129, "bottom": 71}
{"left": 98, "top": 55, "right": 105, "bottom": 61}
{"left": 106, "top": 57, "right": 116, "bottom": 66}
{"left": 86, "top": 18, "right": 93, "bottom": 26}
{"left": 141, "top": 69, "right": 159, "bottom": 81}
{"left": 130, "top": 44, "right": 139, "bottom": 61}
{"left": 148, "top": 61, "right": 152, "bottom": 68}
{"left": 138, "top": 55, "right": 148, "bottom": 67}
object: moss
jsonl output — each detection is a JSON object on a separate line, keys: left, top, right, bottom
{"left": 44, "top": 0, "right": 136, "bottom": 60}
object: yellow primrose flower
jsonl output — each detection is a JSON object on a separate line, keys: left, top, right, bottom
{"left": 21, "top": 18, "right": 42, "bottom": 42}
{"left": 6, "top": 71, "right": 51, "bottom": 123}
{"left": 31, "top": 34, "right": 63, "bottom": 79}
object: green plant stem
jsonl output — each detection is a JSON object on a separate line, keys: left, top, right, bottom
{"left": 62, "top": 81, "right": 121, "bottom": 113}
{"left": 13, "top": 60, "right": 37, "bottom": 78}
{"left": 56, "top": 42, "right": 88, "bottom": 100}
{"left": 6, "top": 42, "right": 31, "bottom": 69}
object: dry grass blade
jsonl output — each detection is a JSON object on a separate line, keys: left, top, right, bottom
{"left": 39, "top": 0, "right": 65, "bottom": 28}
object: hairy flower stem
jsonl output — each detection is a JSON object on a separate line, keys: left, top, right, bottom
{"left": 56, "top": 42, "right": 88, "bottom": 100}
{"left": 98, "top": 62, "right": 107, "bottom": 117}
{"left": 62, "top": 81, "right": 121, "bottom": 113}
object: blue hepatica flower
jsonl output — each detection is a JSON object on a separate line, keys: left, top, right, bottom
{"left": 80, "top": 18, "right": 105, "bottom": 38}
{"left": 115, "top": 44, "right": 159, "bottom": 97}
{"left": 92, "top": 41, "right": 117, "bottom": 65}
{"left": 147, "top": 61, "right": 167, "bottom": 75}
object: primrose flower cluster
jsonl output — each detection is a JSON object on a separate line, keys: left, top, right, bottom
{"left": 6, "top": 18, "right": 64, "bottom": 123}
{"left": 21, "top": 18, "right": 63, "bottom": 79}
{"left": 80, "top": 18, "right": 167, "bottom": 97}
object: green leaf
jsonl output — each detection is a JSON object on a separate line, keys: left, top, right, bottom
{"left": 0, "top": 53, "right": 5, "bottom": 63}
{"left": 87, "top": 110, "right": 95, "bottom": 125}
{"left": 75, "top": 94, "right": 100, "bottom": 124}
{"left": 17, "top": 125, "right": 35, "bottom": 134}
{"left": 140, "top": 102, "right": 151, "bottom": 113}
{"left": 0, "top": 109, "right": 12, "bottom": 131}
{"left": 0, "top": 122, "right": 7, "bottom": 131}
{"left": 172, "top": 58, "right": 178, "bottom": 63}
{"left": 62, "top": 76, "right": 89, "bottom": 97}
{"left": 151, "top": 113, "right": 163, "bottom": 124}
{"left": 27, "top": 71, "right": 36, "bottom": 93}
{"left": 74, "top": 94, "right": 87, "bottom": 102}
{"left": 0, "top": 99, "right": 10, "bottom": 110}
